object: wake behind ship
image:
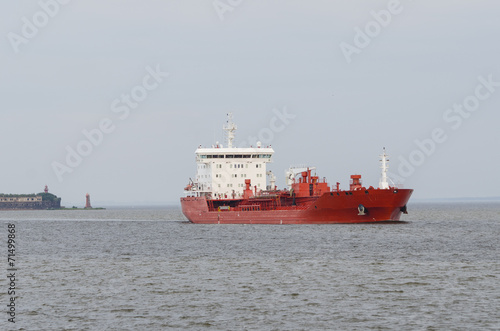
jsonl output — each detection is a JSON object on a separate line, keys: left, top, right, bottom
{"left": 180, "top": 114, "right": 413, "bottom": 224}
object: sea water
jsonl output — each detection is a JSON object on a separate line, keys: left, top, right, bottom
{"left": 1, "top": 202, "right": 499, "bottom": 330}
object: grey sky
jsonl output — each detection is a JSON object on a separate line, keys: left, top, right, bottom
{"left": 1, "top": 0, "right": 499, "bottom": 206}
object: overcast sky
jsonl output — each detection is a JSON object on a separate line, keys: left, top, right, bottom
{"left": 1, "top": 0, "right": 499, "bottom": 206}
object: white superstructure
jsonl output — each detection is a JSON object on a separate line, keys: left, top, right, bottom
{"left": 186, "top": 113, "right": 274, "bottom": 199}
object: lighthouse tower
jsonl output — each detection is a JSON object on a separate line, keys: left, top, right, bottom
{"left": 85, "top": 193, "right": 92, "bottom": 209}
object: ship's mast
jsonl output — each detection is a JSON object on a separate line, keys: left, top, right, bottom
{"left": 379, "top": 148, "right": 390, "bottom": 189}
{"left": 223, "top": 113, "right": 237, "bottom": 148}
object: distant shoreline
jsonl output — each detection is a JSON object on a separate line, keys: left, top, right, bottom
{"left": 59, "top": 207, "right": 106, "bottom": 210}
{"left": 412, "top": 197, "right": 500, "bottom": 203}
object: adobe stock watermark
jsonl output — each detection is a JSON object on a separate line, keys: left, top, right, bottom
{"left": 7, "top": 0, "right": 71, "bottom": 54}
{"left": 216, "top": 107, "right": 296, "bottom": 181}
{"left": 213, "top": 0, "right": 244, "bottom": 21}
{"left": 339, "top": 0, "right": 411, "bottom": 64}
{"left": 237, "top": 107, "right": 296, "bottom": 148}
{"left": 51, "top": 65, "right": 169, "bottom": 182}
{"left": 389, "top": 74, "right": 499, "bottom": 184}
{"left": 211, "top": 107, "right": 296, "bottom": 198}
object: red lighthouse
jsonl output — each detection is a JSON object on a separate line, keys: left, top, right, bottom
{"left": 85, "top": 193, "right": 92, "bottom": 209}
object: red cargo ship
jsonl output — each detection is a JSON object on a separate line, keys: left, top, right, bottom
{"left": 181, "top": 114, "right": 412, "bottom": 224}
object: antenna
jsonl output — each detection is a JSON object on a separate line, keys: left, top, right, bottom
{"left": 223, "top": 113, "right": 237, "bottom": 148}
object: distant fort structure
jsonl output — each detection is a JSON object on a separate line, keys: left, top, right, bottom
{"left": 0, "top": 185, "right": 61, "bottom": 210}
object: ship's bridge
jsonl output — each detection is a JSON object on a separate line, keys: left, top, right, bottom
{"left": 194, "top": 146, "right": 274, "bottom": 199}
{"left": 196, "top": 148, "right": 273, "bottom": 162}
{"left": 185, "top": 113, "right": 276, "bottom": 199}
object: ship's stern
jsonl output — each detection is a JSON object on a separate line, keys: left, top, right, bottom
{"left": 180, "top": 196, "right": 209, "bottom": 223}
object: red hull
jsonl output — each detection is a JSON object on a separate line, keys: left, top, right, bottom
{"left": 181, "top": 188, "right": 413, "bottom": 224}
